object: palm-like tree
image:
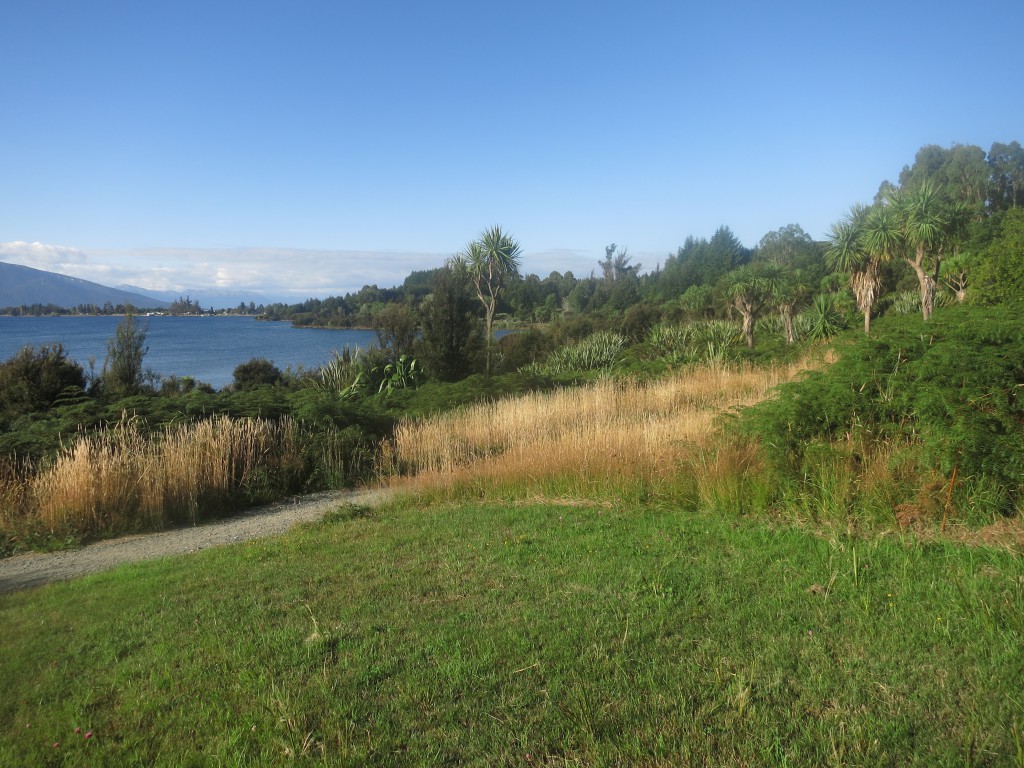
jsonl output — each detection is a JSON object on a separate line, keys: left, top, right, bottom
{"left": 861, "top": 201, "right": 904, "bottom": 265}
{"left": 889, "top": 181, "right": 949, "bottom": 321}
{"left": 723, "top": 265, "right": 772, "bottom": 348}
{"left": 768, "top": 266, "right": 808, "bottom": 345}
{"left": 825, "top": 205, "right": 880, "bottom": 335}
{"left": 461, "top": 225, "right": 522, "bottom": 375}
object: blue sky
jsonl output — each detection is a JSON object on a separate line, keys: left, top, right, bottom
{"left": 2, "top": 0, "right": 1021, "bottom": 300}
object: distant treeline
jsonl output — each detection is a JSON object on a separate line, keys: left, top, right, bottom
{"left": 255, "top": 140, "right": 1024, "bottom": 337}
{"left": 0, "top": 296, "right": 269, "bottom": 317}
{"left": 0, "top": 302, "right": 156, "bottom": 317}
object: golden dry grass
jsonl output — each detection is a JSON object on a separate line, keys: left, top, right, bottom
{"left": 1, "top": 415, "right": 304, "bottom": 538}
{"left": 383, "top": 360, "right": 815, "bottom": 500}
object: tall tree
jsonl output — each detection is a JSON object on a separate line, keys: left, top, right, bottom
{"left": 988, "top": 140, "right": 1024, "bottom": 211}
{"left": 373, "top": 303, "right": 419, "bottom": 358}
{"left": 722, "top": 264, "right": 773, "bottom": 348}
{"left": 660, "top": 226, "right": 748, "bottom": 298}
{"left": 756, "top": 224, "right": 815, "bottom": 267}
{"left": 971, "top": 208, "right": 1024, "bottom": 305}
{"left": 599, "top": 244, "right": 641, "bottom": 283}
{"left": 0, "top": 344, "right": 85, "bottom": 427}
{"left": 769, "top": 267, "right": 808, "bottom": 345}
{"left": 944, "top": 144, "right": 990, "bottom": 211}
{"left": 458, "top": 225, "right": 522, "bottom": 375}
{"left": 102, "top": 313, "right": 148, "bottom": 397}
{"left": 889, "top": 181, "right": 954, "bottom": 321}
{"left": 826, "top": 205, "right": 880, "bottom": 335}
{"left": 418, "top": 262, "right": 483, "bottom": 381}
{"left": 897, "top": 143, "right": 988, "bottom": 212}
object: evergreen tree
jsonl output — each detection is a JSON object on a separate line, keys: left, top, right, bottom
{"left": 101, "top": 314, "right": 149, "bottom": 397}
{"left": 417, "top": 264, "right": 483, "bottom": 382}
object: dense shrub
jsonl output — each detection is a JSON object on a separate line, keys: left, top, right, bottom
{"left": 101, "top": 314, "right": 149, "bottom": 397}
{"left": 521, "top": 331, "right": 627, "bottom": 376}
{"left": 495, "top": 329, "right": 552, "bottom": 373}
{"left": 620, "top": 302, "right": 660, "bottom": 342}
{"left": 232, "top": 357, "right": 283, "bottom": 390}
{"left": 416, "top": 266, "right": 483, "bottom": 382}
{"left": 971, "top": 209, "right": 1024, "bottom": 306}
{"left": 738, "top": 302, "right": 1024, "bottom": 510}
{"left": 0, "top": 344, "right": 86, "bottom": 428}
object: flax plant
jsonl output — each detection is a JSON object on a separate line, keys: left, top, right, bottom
{"left": 521, "top": 331, "right": 627, "bottom": 375}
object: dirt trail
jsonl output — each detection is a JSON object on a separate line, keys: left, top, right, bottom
{"left": 0, "top": 488, "right": 392, "bottom": 594}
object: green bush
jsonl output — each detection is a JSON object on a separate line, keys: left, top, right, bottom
{"left": 0, "top": 344, "right": 86, "bottom": 428}
{"left": 232, "top": 357, "right": 283, "bottom": 390}
{"left": 738, "top": 302, "right": 1024, "bottom": 511}
{"left": 971, "top": 209, "right": 1024, "bottom": 306}
{"left": 495, "top": 329, "right": 552, "bottom": 373}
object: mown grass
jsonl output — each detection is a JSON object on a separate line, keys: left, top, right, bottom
{"left": 2, "top": 500, "right": 1022, "bottom": 766}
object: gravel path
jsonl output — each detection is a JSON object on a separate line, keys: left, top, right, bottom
{"left": 0, "top": 487, "right": 392, "bottom": 594}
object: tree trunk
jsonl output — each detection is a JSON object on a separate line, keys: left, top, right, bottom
{"left": 781, "top": 306, "right": 795, "bottom": 345}
{"left": 852, "top": 261, "right": 879, "bottom": 335}
{"left": 484, "top": 299, "right": 496, "bottom": 376}
{"left": 741, "top": 310, "right": 755, "bottom": 348}
{"left": 906, "top": 248, "right": 937, "bottom": 322}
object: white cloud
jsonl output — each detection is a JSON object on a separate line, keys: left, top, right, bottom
{"left": 2, "top": 242, "right": 451, "bottom": 299}
{"left": 0, "top": 240, "right": 88, "bottom": 268}
{"left": 1, "top": 241, "right": 609, "bottom": 301}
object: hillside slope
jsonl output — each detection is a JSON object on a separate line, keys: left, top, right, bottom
{"left": 0, "top": 262, "right": 168, "bottom": 310}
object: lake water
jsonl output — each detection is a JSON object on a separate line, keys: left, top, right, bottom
{"left": 0, "top": 316, "right": 379, "bottom": 390}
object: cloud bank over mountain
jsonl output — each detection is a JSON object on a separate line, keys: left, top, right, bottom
{"left": 0, "top": 242, "right": 448, "bottom": 302}
{"left": 0, "top": 242, "right": 598, "bottom": 303}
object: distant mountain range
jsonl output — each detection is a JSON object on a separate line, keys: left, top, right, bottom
{"left": 0, "top": 261, "right": 170, "bottom": 310}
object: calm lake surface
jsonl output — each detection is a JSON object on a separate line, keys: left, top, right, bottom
{"left": 0, "top": 316, "right": 378, "bottom": 390}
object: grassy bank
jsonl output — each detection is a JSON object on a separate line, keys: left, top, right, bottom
{"left": 2, "top": 499, "right": 1022, "bottom": 765}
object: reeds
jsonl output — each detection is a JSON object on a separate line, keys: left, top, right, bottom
{"left": 1, "top": 415, "right": 305, "bottom": 539}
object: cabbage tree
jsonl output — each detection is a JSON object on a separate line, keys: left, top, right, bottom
{"left": 458, "top": 225, "right": 522, "bottom": 375}
{"left": 825, "top": 205, "right": 879, "bottom": 335}
{"left": 723, "top": 264, "right": 773, "bottom": 348}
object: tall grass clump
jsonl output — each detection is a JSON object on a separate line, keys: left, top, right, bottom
{"left": 794, "top": 293, "right": 846, "bottom": 341}
{"left": 384, "top": 360, "right": 812, "bottom": 504}
{"left": 1, "top": 415, "right": 308, "bottom": 543}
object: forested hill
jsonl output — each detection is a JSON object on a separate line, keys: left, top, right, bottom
{"left": 0, "top": 261, "right": 169, "bottom": 311}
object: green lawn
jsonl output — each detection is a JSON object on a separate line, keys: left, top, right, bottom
{"left": 2, "top": 499, "right": 1022, "bottom": 766}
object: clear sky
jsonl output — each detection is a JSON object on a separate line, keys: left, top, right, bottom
{"left": 2, "top": 0, "right": 1022, "bottom": 300}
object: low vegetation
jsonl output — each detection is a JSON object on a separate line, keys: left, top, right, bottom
{"left": 384, "top": 359, "right": 814, "bottom": 505}
{"left": 1, "top": 140, "right": 1023, "bottom": 763}
{"left": 0, "top": 414, "right": 371, "bottom": 552}
{"left": 739, "top": 302, "right": 1024, "bottom": 526}
{"left": 2, "top": 500, "right": 1022, "bottom": 765}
